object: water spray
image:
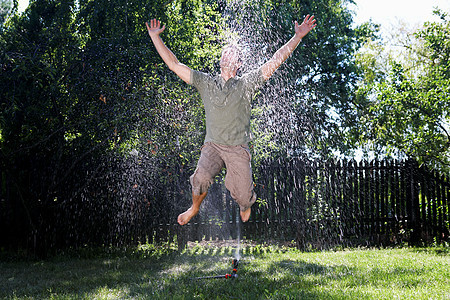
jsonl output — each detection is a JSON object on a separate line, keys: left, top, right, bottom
{"left": 196, "top": 258, "right": 239, "bottom": 280}
{"left": 196, "top": 208, "right": 242, "bottom": 280}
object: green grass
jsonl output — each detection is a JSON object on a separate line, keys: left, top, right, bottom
{"left": 1, "top": 243, "right": 449, "bottom": 299}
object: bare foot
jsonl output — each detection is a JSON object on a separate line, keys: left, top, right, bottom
{"left": 240, "top": 207, "right": 251, "bottom": 222}
{"left": 177, "top": 206, "right": 199, "bottom": 225}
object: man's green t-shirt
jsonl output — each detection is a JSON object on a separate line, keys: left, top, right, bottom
{"left": 189, "top": 68, "right": 265, "bottom": 146}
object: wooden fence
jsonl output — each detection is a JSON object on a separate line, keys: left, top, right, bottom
{"left": 173, "top": 159, "right": 449, "bottom": 249}
{"left": 1, "top": 157, "right": 449, "bottom": 252}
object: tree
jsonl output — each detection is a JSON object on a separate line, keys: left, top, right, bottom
{"left": 0, "top": 0, "right": 12, "bottom": 28}
{"left": 353, "top": 9, "right": 450, "bottom": 170}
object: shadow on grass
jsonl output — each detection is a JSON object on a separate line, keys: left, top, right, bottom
{"left": 406, "top": 246, "right": 450, "bottom": 256}
{"left": 1, "top": 245, "right": 445, "bottom": 299}
{"left": 134, "top": 256, "right": 340, "bottom": 300}
{"left": 1, "top": 246, "right": 332, "bottom": 299}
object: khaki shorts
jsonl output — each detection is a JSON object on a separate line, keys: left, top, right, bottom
{"left": 190, "top": 142, "right": 256, "bottom": 211}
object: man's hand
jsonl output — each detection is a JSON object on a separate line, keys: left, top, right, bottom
{"left": 295, "top": 15, "right": 317, "bottom": 39}
{"left": 261, "top": 14, "right": 317, "bottom": 81}
{"left": 146, "top": 19, "right": 165, "bottom": 37}
{"left": 146, "top": 18, "right": 191, "bottom": 84}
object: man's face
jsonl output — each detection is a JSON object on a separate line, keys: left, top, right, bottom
{"left": 220, "top": 46, "right": 242, "bottom": 72}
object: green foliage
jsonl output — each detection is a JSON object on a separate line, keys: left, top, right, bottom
{"left": 0, "top": 1, "right": 80, "bottom": 238}
{"left": 353, "top": 11, "right": 450, "bottom": 170}
{"left": 0, "top": 0, "right": 13, "bottom": 28}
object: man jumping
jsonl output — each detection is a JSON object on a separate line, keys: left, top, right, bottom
{"left": 146, "top": 14, "right": 317, "bottom": 225}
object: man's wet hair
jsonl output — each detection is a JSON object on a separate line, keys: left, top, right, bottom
{"left": 222, "top": 43, "right": 243, "bottom": 64}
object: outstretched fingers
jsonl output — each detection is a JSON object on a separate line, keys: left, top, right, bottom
{"left": 152, "top": 19, "right": 159, "bottom": 29}
{"left": 303, "top": 14, "right": 310, "bottom": 23}
{"left": 147, "top": 19, "right": 157, "bottom": 29}
{"left": 303, "top": 14, "right": 317, "bottom": 29}
{"left": 294, "top": 14, "right": 317, "bottom": 38}
{"left": 146, "top": 19, "right": 165, "bottom": 36}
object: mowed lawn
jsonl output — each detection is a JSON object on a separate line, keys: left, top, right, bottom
{"left": 1, "top": 244, "right": 449, "bottom": 299}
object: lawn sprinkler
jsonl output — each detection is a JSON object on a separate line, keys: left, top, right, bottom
{"left": 196, "top": 259, "right": 239, "bottom": 280}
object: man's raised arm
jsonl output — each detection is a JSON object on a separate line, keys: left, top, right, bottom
{"left": 146, "top": 19, "right": 192, "bottom": 84}
{"left": 261, "top": 15, "right": 317, "bottom": 81}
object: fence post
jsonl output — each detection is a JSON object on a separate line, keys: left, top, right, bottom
{"left": 295, "top": 159, "right": 308, "bottom": 250}
{"left": 177, "top": 225, "right": 187, "bottom": 251}
{"left": 408, "top": 159, "right": 421, "bottom": 245}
